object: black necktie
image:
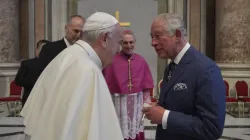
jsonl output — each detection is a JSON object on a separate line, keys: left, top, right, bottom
{"left": 167, "top": 61, "right": 176, "bottom": 81}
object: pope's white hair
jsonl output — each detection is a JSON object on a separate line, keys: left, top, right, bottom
{"left": 82, "top": 25, "right": 116, "bottom": 43}
{"left": 158, "top": 13, "right": 187, "bottom": 40}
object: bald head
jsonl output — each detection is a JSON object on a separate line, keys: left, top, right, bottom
{"left": 65, "top": 15, "right": 85, "bottom": 45}
{"left": 68, "top": 15, "right": 85, "bottom": 24}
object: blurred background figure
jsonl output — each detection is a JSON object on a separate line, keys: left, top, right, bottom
{"left": 103, "top": 30, "right": 154, "bottom": 140}
{"left": 15, "top": 40, "right": 50, "bottom": 106}
{"left": 35, "top": 15, "right": 85, "bottom": 85}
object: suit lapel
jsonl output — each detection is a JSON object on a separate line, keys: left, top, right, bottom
{"left": 159, "top": 64, "right": 184, "bottom": 104}
{"left": 159, "top": 66, "right": 170, "bottom": 102}
{"left": 165, "top": 65, "right": 184, "bottom": 92}
{"left": 159, "top": 46, "right": 195, "bottom": 104}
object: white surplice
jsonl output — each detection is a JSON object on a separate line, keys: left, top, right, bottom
{"left": 20, "top": 40, "right": 123, "bottom": 140}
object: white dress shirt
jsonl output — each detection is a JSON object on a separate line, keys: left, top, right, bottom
{"left": 162, "top": 42, "right": 191, "bottom": 129}
{"left": 64, "top": 37, "right": 71, "bottom": 47}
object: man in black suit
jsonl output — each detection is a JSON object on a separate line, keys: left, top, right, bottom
{"left": 38, "top": 15, "right": 85, "bottom": 75}
{"left": 15, "top": 40, "right": 50, "bottom": 106}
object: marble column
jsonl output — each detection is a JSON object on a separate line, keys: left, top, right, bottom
{"left": 216, "top": 0, "right": 250, "bottom": 96}
{"left": 35, "top": 0, "right": 45, "bottom": 53}
{"left": 215, "top": 0, "right": 250, "bottom": 64}
{"left": 216, "top": 0, "right": 250, "bottom": 64}
{"left": 188, "top": 0, "right": 201, "bottom": 51}
{"left": 205, "top": 0, "right": 215, "bottom": 60}
{"left": 67, "top": 0, "right": 78, "bottom": 20}
{"left": 20, "top": 0, "right": 30, "bottom": 59}
{"left": 0, "top": 0, "right": 19, "bottom": 63}
{"left": 0, "top": 0, "right": 20, "bottom": 97}
{"left": 51, "top": 0, "right": 68, "bottom": 41}
{"left": 45, "top": 0, "right": 78, "bottom": 41}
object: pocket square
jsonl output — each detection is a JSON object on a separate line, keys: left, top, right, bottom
{"left": 173, "top": 83, "right": 187, "bottom": 91}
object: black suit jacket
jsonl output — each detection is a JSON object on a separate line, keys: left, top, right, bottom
{"left": 30, "top": 39, "right": 67, "bottom": 84}
{"left": 38, "top": 39, "right": 67, "bottom": 73}
{"left": 16, "top": 39, "right": 67, "bottom": 106}
{"left": 15, "top": 58, "right": 40, "bottom": 101}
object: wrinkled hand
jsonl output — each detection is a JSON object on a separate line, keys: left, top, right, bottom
{"left": 142, "top": 103, "right": 165, "bottom": 124}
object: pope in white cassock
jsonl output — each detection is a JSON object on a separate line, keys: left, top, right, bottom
{"left": 20, "top": 12, "right": 124, "bottom": 140}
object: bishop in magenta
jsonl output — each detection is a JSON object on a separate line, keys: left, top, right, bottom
{"left": 103, "top": 30, "right": 154, "bottom": 140}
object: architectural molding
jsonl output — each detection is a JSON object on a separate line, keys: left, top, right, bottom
{"left": 0, "top": 63, "right": 19, "bottom": 97}
{"left": 0, "top": 63, "right": 20, "bottom": 68}
{"left": 0, "top": 63, "right": 19, "bottom": 77}
{"left": 219, "top": 64, "right": 250, "bottom": 70}
{"left": 219, "top": 64, "right": 250, "bottom": 78}
{"left": 0, "top": 71, "right": 18, "bottom": 77}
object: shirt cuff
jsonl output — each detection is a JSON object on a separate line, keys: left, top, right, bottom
{"left": 162, "top": 110, "right": 170, "bottom": 129}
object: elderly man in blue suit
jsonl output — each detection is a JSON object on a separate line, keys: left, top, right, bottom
{"left": 142, "top": 13, "right": 226, "bottom": 140}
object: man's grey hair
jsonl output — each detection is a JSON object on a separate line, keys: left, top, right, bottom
{"left": 82, "top": 25, "right": 116, "bottom": 43}
{"left": 158, "top": 13, "right": 187, "bottom": 40}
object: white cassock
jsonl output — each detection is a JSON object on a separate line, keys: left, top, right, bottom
{"left": 20, "top": 40, "right": 123, "bottom": 140}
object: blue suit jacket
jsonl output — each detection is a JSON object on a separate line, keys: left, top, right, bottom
{"left": 156, "top": 46, "right": 226, "bottom": 140}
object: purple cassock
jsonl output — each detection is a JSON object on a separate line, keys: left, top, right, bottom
{"left": 103, "top": 52, "right": 154, "bottom": 140}
{"left": 103, "top": 53, "right": 154, "bottom": 94}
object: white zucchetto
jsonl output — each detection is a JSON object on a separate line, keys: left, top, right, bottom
{"left": 83, "top": 12, "right": 118, "bottom": 32}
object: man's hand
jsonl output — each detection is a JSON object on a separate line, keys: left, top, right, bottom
{"left": 142, "top": 104, "right": 165, "bottom": 124}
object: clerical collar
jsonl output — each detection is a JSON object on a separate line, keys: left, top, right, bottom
{"left": 75, "top": 40, "right": 102, "bottom": 69}
{"left": 64, "top": 37, "right": 71, "bottom": 47}
{"left": 173, "top": 42, "right": 190, "bottom": 64}
{"left": 120, "top": 51, "right": 134, "bottom": 59}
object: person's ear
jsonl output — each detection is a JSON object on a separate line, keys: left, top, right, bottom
{"left": 103, "top": 32, "right": 108, "bottom": 42}
{"left": 101, "top": 32, "right": 109, "bottom": 48}
{"left": 175, "top": 29, "right": 182, "bottom": 43}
